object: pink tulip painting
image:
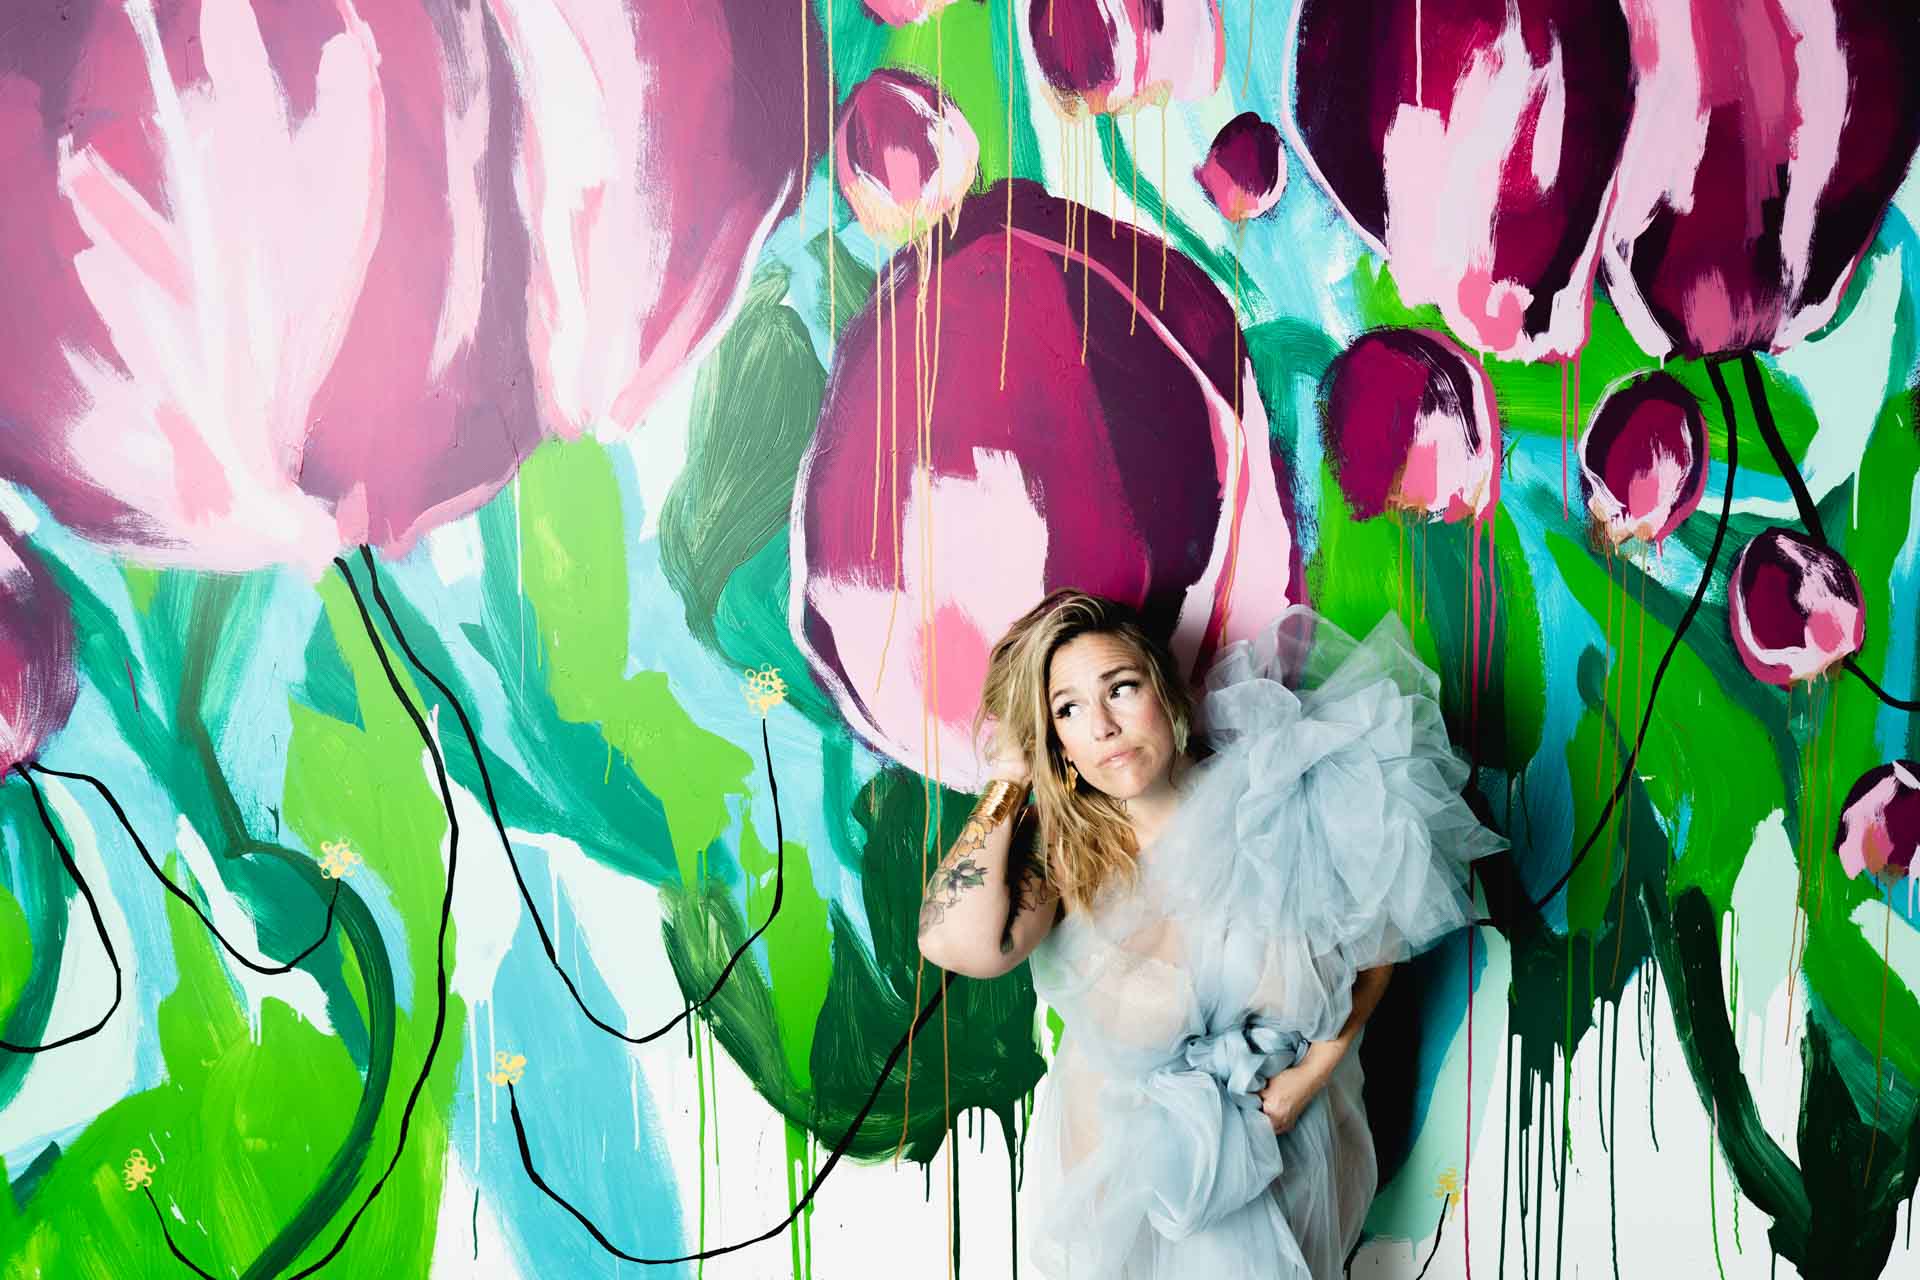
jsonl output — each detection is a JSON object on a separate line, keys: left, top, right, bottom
{"left": 863, "top": 0, "right": 961, "bottom": 23}
{"left": 1836, "top": 761, "right": 1920, "bottom": 888}
{"left": 835, "top": 69, "right": 981, "bottom": 248}
{"left": 1727, "top": 529, "right": 1865, "bottom": 687}
{"left": 792, "top": 179, "right": 1298, "bottom": 789}
{"left": 1028, "top": 0, "right": 1226, "bottom": 117}
{"left": 0, "top": 0, "right": 541, "bottom": 576}
{"left": 488, "top": 0, "right": 829, "bottom": 439}
{"left": 1196, "top": 112, "right": 1286, "bottom": 225}
{"left": 1286, "top": 0, "right": 1635, "bottom": 362}
{"left": 1577, "top": 371, "right": 1709, "bottom": 550}
{"left": 0, "top": 522, "right": 77, "bottom": 777}
{"left": 1320, "top": 329, "right": 1501, "bottom": 525}
{"left": 1601, "top": 0, "right": 1920, "bottom": 360}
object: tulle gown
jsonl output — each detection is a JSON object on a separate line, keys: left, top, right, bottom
{"left": 1022, "top": 606, "right": 1510, "bottom": 1279}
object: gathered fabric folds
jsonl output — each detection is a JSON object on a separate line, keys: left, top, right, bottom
{"left": 1023, "top": 606, "right": 1509, "bottom": 1279}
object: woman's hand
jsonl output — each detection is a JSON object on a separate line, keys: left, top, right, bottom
{"left": 1254, "top": 1060, "right": 1328, "bottom": 1136}
{"left": 981, "top": 716, "right": 1032, "bottom": 785}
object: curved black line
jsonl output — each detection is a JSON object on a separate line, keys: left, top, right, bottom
{"left": 27, "top": 764, "right": 341, "bottom": 977}
{"left": 1738, "top": 350, "right": 1826, "bottom": 547}
{"left": 1527, "top": 356, "right": 1742, "bottom": 912}
{"left": 1844, "top": 657, "right": 1920, "bottom": 712}
{"left": 0, "top": 763, "right": 123, "bottom": 1054}
{"left": 357, "top": 547, "right": 784, "bottom": 1046}
{"left": 264, "top": 555, "right": 463, "bottom": 1278}
{"left": 507, "top": 974, "right": 953, "bottom": 1263}
{"left": 142, "top": 1185, "right": 218, "bottom": 1278}
{"left": 1411, "top": 1191, "right": 1451, "bottom": 1280}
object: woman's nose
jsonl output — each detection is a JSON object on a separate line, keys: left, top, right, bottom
{"left": 1089, "top": 704, "right": 1119, "bottom": 738}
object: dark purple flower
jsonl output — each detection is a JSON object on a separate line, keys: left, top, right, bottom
{"left": 1836, "top": 761, "right": 1920, "bottom": 887}
{"left": 1029, "top": 0, "right": 1224, "bottom": 117}
{"left": 1577, "top": 370, "right": 1708, "bottom": 548}
{"left": 792, "top": 179, "right": 1298, "bottom": 787}
{"left": 1727, "top": 529, "right": 1864, "bottom": 686}
{"left": 1287, "top": 0, "right": 1635, "bottom": 361}
{"left": 1319, "top": 329, "right": 1501, "bottom": 523}
{"left": 1196, "top": 112, "right": 1286, "bottom": 224}
{"left": 1602, "top": 0, "right": 1920, "bottom": 358}
{"left": 0, "top": 522, "right": 76, "bottom": 775}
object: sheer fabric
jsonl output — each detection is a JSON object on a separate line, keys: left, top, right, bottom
{"left": 1023, "top": 606, "right": 1509, "bottom": 1279}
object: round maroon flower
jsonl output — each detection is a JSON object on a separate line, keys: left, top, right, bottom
{"left": 1836, "top": 761, "right": 1920, "bottom": 887}
{"left": 835, "top": 69, "right": 980, "bottom": 247}
{"left": 1727, "top": 529, "right": 1864, "bottom": 686}
{"left": 0, "top": 522, "right": 77, "bottom": 775}
{"left": 1319, "top": 329, "right": 1501, "bottom": 523}
{"left": 1196, "top": 112, "right": 1286, "bottom": 224}
{"left": 792, "top": 179, "right": 1298, "bottom": 787}
{"left": 1577, "top": 371, "right": 1709, "bottom": 548}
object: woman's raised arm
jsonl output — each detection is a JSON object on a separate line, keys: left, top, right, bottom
{"left": 917, "top": 739, "right": 1059, "bottom": 977}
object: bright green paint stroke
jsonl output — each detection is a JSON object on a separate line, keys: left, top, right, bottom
{"left": 518, "top": 439, "right": 755, "bottom": 891}
{"left": 4, "top": 826, "right": 455, "bottom": 1279}
{"left": 738, "top": 815, "right": 832, "bottom": 1093}
{"left": 1305, "top": 457, "right": 1546, "bottom": 769}
{"left": 884, "top": 2, "right": 1014, "bottom": 189}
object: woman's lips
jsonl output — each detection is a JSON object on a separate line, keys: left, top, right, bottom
{"left": 1100, "top": 748, "right": 1135, "bottom": 768}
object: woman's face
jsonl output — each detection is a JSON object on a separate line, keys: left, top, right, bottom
{"left": 1046, "top": 631, "right": 1177, "bottom": 801}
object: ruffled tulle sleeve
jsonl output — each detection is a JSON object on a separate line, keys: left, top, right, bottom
{"left": 1151, "top": 605, "right": 1508, "bottom": 972}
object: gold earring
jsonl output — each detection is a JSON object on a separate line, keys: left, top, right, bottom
{"left": 1065, "top": 763, "right": 1079, "bottom": 789}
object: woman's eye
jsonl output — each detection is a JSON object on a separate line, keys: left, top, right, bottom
{"left": 1052, "top": 703, "right": 1076, "bottom": 720}
{"left": 1110, "top": 681, "right": 1139, "bottom": 699}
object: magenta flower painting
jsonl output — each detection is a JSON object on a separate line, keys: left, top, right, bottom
{"left": 1196, "top": 112, "right": 1286, "bottom": 225}
{"left": 792, "top": 179, "right": 1297, "bottom": 788}
{"left": 835, "top": 69, "right": 980, "bottom": 247}
{"left": 1836, "top": 761, "right": 1920, "bottom": 888}
{"left": 0, "top": 521, "right": 76, "bottom": 777}
{"left": 1601, "top": 0, "right": 1920, "bottom": 359}
{"left": 1577, "top": 371, "right": 1709, "bottom": 550}
{"left": 1029, "top": 0, "right": 1225, "bottom": 117}
{"left": 1319, "top": 328, "right": 1501, "bottom": 524}
{"left": 1727, "top": 529, "right": 1865, "bottom": 687}
{"left": 1287, "top": 0, "right": 1635, "bottom": 362}
{"left": 0, "top": 0, "right": 541, "bottom": 575}
{"left": 487, "top": 0, "right": 828, "bottom": 439}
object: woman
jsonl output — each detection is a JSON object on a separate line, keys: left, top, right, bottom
{"left": 916, "top": 590, "right": 1507, "bottom": 1279}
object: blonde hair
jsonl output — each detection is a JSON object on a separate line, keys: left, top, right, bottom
{"left": 974, "top": 590, "right": 1194, "bottom": 914}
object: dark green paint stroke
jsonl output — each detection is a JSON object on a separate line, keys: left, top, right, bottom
{"left": 660, "top": 267, "right": 826, "bottom": 650}
{"left": 810, "top": 767, "right": 1044, "bottom": 1162}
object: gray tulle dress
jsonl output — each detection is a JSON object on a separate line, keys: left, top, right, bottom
{"left": 1022, "top": 606, "right": 1510, "bottom": 1279}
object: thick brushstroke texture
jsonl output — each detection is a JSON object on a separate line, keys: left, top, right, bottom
{"left": 835, "top": 67, "right": 980, "bottom": 245}
{"left": 1288, "top": 0, "right": 1634, "bottom": 360}
{"left": 794, "top": 178, "right": 1300, "bottom": 789}
{"left": 1604, "top": 0, "right": 1920, "bottom": 358}
{"left": 1195, "top": 112, "right": 1286, "bottom": 224}
{"left": 1578, "top": 371, "right": 1709, "bottom": 548}
{"left": 0, "top": 0, "right": 540, "bottom": 575}
{"left": 1836, "top": 761, "right": 1920, "bottom": 884}
{"left": 1728, "top": 528, "right": 1865, "bottom": 687}
{"left": 0, "top": 523, "right": 77, "bottom": 774}
{"left": 1027, "top": 0, "right": 1224, "bottom": 116}
{"left": 1319, "top": 328, "right": 1500, "bottom": 524}
{"left": 486, "top": 0, "right": 830, "bottom": 439}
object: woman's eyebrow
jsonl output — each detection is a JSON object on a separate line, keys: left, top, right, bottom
{"left": 1049, "top": 665, "right": 1140, "bottom": 703}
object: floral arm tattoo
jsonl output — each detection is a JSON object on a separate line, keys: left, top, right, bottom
{"left": 918, "top": 806, "right": 1000, "bottom": 936}
{"left": 1000, "top": 818, "right": 1059, "bottom": 955}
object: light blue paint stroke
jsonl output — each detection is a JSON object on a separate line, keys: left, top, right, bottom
{"left": 461, "top": 840, "right": 692, "bottom": 1279}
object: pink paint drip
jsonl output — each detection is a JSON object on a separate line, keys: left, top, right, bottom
{"left": 1470, "top": 514, "right": 1484, "bottom": 726}
{"left": 1465, "top": 905, "right": 1473, "bottom": 1279}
